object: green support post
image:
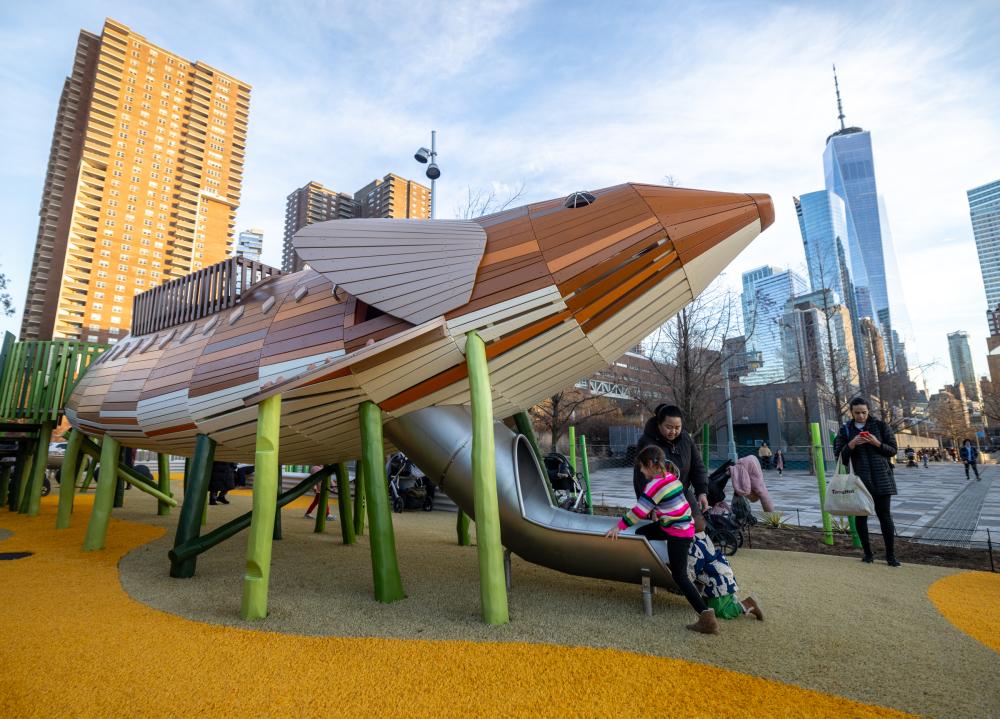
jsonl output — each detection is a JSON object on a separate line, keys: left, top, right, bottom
{"left": 272, "top": 473, "right": 282, "bottom": 540}
{"left": 7, "top": 442, "right": 28, "bottom": 511}
{"left": 16, "top": 447, "right": 34, "bottom": 513}
{"left": 579, "top": 434, "right": 593, "bottom": 514}
{"left": 359, "top": 401, "right": 405, "bottom": 603}
{"left": 810, "top": 422, "right": 834, "bottom": 546}
{"left": 56, "top": 429, "right": 84, "bottom": 528}
{"left": 335, "top": 462, "right": 355, "bottom": 545}
{"left": 169, "top": 434, "right": 216, "bottom": 577}
{"left": 80, "top": 453, "right": 97, "bottom": 492}
{"left": 314, "top": 472, "right": 330, "bottom": 533}
{"left": 113, "top": 476, "right": 126, "bottom": 509}
{"left": 466, "top": 331, "right": 509, "bottom": 624}
{"left": 456, "top": 510, "right": 471, "bottom": 546}
{"left": 157, "top": 453, "right": 172, "bottom": 516}
{"left": 568, "top": 426, "right": 577, "bottom": 478}
{"left": 353, "top": 460, "right": 366, "bottom": 536}
{"left": 0, "top": 464, "right": 10, "bottom": 507}
{"left": 83, "top": 435, "right": 121, "bottom": 551}
{"left": 241, "top": 394, "right": 281, "bottom": 620}
{"left": 701, "top": 422, "right": 710, "bottom": 466}
{"left": 26, "top": 421, "right": 55, "bottom": 516}
{"left": 513, "top": 411, "right": 544, "bottom": 467}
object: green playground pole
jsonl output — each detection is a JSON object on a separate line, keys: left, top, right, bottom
{"left": 241, "top": 394, "right": 281, "bottom": 620}
{"left": 0, "top": 464, "right": 10, "bottom": 506}
{"left": 83, "top": 435, "right": 121, "bottom": 551}
{"left": 26, "top": 421, "right": 55, "bottom": 516}
{"left": 353, "top": 460, "right": 366, "bottom": 536}
{"left": 568, "top": 426, "right": 577, "bottom": 477}
{"left": 513, "top": 411, "right": 544, "bottom": 467}
{"left": 811, "top": 422, "right": 834, "bottom": 546}
{"left": 157, "top": 453, "right": 172, "bottom": 516}
{"left": 456, "top": 510, "right": 471, "bottom": 546}
{"left": 315, "top": 471, "right": 330, "bottom": 533}
{"left": 829, "top": 430, "right": 862, "bottom": 548}
{"left": 56, "top": 429, "right": 84, "bottom": 528}
{"left": 169, "top": 434, "right": 216, "bottom": 577}
{"left": 16, "top": 448, "right": 34, "bottom": 513}
{"left": 701, "top": 422, "right": 710, "bottom": 466}
{"left": 81, "top": 449, "right": 98, "bottom": 492}
{"left": 272, "top": 474, "right": 282, "bottom": 540}
{"left": 8, "top": 442, "right": 28, "bottom": 511}
{"left": 579, "top": 434, "right": 593, "bottom": 514}
{"left": 335, "top": 462, "right": 355, "bottom": 545}
{"left": 466, "top": 331, "right": 509, "bottom": 624}
{"left": 359, "top": 401, "right": 405, "bottom": 603}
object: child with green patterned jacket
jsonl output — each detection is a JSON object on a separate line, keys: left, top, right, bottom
{"left": 688, "top": 513, "right": 764, "bottom": 621}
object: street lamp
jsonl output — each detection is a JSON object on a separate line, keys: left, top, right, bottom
{"left": 722, "top": 354, "right": 739, "bottom": 463}
{"left": 414, "top": 130, "right": 440, "bottom": 219}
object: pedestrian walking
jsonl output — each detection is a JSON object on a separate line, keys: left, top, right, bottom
{"left": 833, "top": 397, "right": 900, "bottom": 567}
{"left": 774, "top": 449, "right": 785, "bottom": 476}
{"left": 758, "top": 441, "right": 772, "bottom": 470}
{"left": 960, "top": 439, "right": 981, "bottom": 481}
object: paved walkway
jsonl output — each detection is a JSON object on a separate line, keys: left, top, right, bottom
{"left": 587, "top": 461, "right": 1000, "bottom": 547}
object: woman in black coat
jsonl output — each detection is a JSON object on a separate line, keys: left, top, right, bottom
{"left": 833, "top": 397, "right": 900, "bottom": 566}
{"left": 632, "top": 404, "right": 709, "bottom": 515}
{"left": 209, "top": 461, "right": 236, "bottom": 505}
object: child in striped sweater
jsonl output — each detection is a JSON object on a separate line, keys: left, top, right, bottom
{"left": 605, "top": 445, "right": 719, "bottom": 634}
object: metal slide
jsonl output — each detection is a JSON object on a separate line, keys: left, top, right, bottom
{"left": 384, "top": 406, "right": 678, "bottom": 589}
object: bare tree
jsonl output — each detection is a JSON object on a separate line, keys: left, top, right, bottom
{"left": 928, "top": 390, "right": 969, "bottom": 448}
{"left": 455, "top": 182, "right": 527, "bottom": 219}
{"left": 530, "top": 387, "right": 619, "bottom": 452}
{"left": 0, "top": 266, "right": 14, "bottom": 317}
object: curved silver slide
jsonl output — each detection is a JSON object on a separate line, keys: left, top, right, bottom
{"left": 384, "top": 406, "right": 678, "bottom": 589}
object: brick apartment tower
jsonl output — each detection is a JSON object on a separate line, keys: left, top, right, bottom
{"left": 281, "top": 174, "right": 431, "bottom": 272}
{"left": 20, "top": 18, "right": 251, "bottom": 343}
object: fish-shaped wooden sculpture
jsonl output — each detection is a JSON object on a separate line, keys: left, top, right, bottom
{"left": 66, "top": 183, "right": 773, "bottom": 462}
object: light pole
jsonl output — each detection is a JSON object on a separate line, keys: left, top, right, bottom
{"left": 413, "top": 130, "right": 440, "bottom": 219}
{"left": 722, "top": 354, "right": 738, "bottom": 463}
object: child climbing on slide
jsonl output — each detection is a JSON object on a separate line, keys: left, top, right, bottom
{"left": 688, "top": 514, "right": 764, "bottom": 621}
{"left": 605, "top": 445, "right": 720, "bottom": 634}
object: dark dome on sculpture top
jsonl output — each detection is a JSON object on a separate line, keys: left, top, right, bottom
{"left": 564, "top": 191, "right": 596, "bottom": 209}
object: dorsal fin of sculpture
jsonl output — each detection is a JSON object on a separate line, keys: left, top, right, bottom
{"left": 292, "top": 218, "right": 487, "bottom": 326}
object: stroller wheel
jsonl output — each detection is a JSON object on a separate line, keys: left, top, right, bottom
{"left": 41, "top": 478, "right": 51, "bottom": 497}
{"left": 715, "top": 529, "right": 739, "bottom": 556}
{"left": 392, "top": 497, "right": 404, "bottom": 513}
{"left": 422, "top": 497, "right": 434, "bottom": 512}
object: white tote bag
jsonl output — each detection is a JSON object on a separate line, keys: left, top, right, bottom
{"left": 824, "top": 462, "right": 875, "bottom": 516}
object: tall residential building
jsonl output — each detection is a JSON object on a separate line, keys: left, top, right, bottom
{"left": 968, "top": 179, "right": 1000, "bottom": 333}
{"left": 740, "top": 265, "right": 808, "bottom": 385}
{"left": 281, "top": 181, "right": 357, "bottom": 272}
{"left": 780, "top": 298, "right": 832, "bottom": 387}
{"left": 948, "top": 330, "right": 980, "bottom": 401}
{"left": 235, "top": 228, "right": 263, "bottom": 261}
{"left": 790, "top": 288, "right": 859, "bottom": 395}
{"left": 858, "top": 317, "right": 887, "bottom": 387}
{"left": 823, "top": 68, "right": 896, "bottom": 350}
{"left": 355, "top": 173, "right": 431, "bottom": 219}
{"left": 20, "top": 19, "right": 250, "bottom": 343}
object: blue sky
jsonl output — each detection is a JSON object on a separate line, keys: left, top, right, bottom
{"left": 2, "top": 1, "right": 999, "bottom": 393}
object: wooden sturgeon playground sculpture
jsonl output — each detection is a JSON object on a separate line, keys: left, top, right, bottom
{"left": 64, "top": 182, "right": 773, "bottom": 617}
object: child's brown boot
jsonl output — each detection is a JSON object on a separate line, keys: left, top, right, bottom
{"left": 741, "top": 596, "right": 764, "bottom": 621}
{"left": 686, "top": 609, "right": 719, "bottom": 634}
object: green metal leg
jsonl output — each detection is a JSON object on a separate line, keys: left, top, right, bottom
{"left": 456, "top": 510, "right": 471, "bottom": 546}
{"left": 83, "top": 435, "right": 122, "bottom": 551}
{"left": 113, "top": 476, "right": 126, "bottom": 509}
{"left": 169, "top": 434, "right": 216, "bottom": 577}
{"left": 353, "top": 460, "right": 366, "bottom": 536}
{"left": 0, "top": 464, "right": 10, "bottom": 507}
{"left": 272, "top": 475, "right": 282, "bottom": 540}
{"left": 810, "top": 422, "right": 833, "bottom": 546}
{"left": 359, "top": 401, "right": 405, "bottom": 603}
{"left": 241, "top": 394, "right": 281, "bottom": 620}
{"left": 466, "top": 331, "right": 509, "bottom": 624}
{"left": 579, "top": 434, "right": 593, "bottom": 514}
{"left": 336, "top": 462, "right": 355, "bottom": 545}
{"left": 157, "top": 453, "right": 172, "bottom": 516}
{"left": 80, "top": 450, "right": 98, "bottom": 492}
{"left": 27, "top": 421, "right": 55, "bottom": 516}
{"left": 315, "top": 472, "right": 330, "bottom": 533}
{"left": 17, "top": 449, "right": 35, "bottom": 513}
{"left": 8, "top": 443, "right": 29, "bottom": 511}
{"left": 513, "top": 412, "right": 544, "bottom": 466}
{"left": 56, "top": 429, "right": 84, "bottom": 528}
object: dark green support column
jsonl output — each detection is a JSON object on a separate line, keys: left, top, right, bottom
{"left": 359, "top": 401, "right": 405, "bottom": 603}
{"left": 579, "top": 434, "right": 593, "bottom": 514}
{"left": 113, "top": 475, "right": 126, "bottom": 508}
{"left": 56, "top": 430, "right": 84, "bottom": 528}
{"left": 811, "top": 422, "right": 833, "bottom": 546}
{"left": 0, "top": 464, "right": 10, "bottom": 507}
{"left": 272, "top": 474, "right": 282, "bottom": 540}
{"left": 157, "top": 453, "right": 172, "bottom": 516}
{"left": 314, "top": 471, "right": 331, "bottom": 533}
{"left": 7, "top": 442, "right": 29, "bottom": 511}
{"left": 17, "top": 449, "right": 35, "bottom": 514}
{"left": 466, "top": 331, "right": 509, "bottom": 624}
{"left": 353, "top": 460, "right": 366, "bottom": 536}
{"left": 241, "top": 394, "right": 281, "bottom": 620}
{"left": 27, "top": 421, "right": 55, "bottom": 516}
{"left": 335, "top": 462, "right": 355, "bottom": 545}
{"left": 83, "top": 435, "right": 121, "bottom": 551}
{"left": 456, "top": 510, "right": 471, "bottom": 546}
{"left": 169, "top": 434, "right": 216, "bottom": 577}
{"left": 513, "top": 411, "right": 544, "bottom": 466}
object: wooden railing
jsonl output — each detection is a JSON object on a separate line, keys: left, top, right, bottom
{"left": 0, "top": 333, "right": 107, "bottom": 423}
{"left": 131, "top": 257, "right": 281, "bottom": 336}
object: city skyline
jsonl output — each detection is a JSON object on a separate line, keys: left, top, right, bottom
{"left": 1, "top": 2, "right": 998, "bottom": 390}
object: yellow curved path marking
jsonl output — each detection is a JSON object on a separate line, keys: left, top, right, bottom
{"left": 0, "top": 505, "right": 915, "bottom": 718}
{"left": 928, "top": 571, "right": 1000, "bottom": 653}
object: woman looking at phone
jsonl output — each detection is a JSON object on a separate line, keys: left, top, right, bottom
{"left": 833, "top": 397, "right": 901, "bottom": 567}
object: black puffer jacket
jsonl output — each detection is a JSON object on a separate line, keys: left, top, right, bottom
{"left": 833, "top": 417, "right": 897, "bottom": 496}
{"left": 632, "top": 417, "right": 708, "bottom": 500}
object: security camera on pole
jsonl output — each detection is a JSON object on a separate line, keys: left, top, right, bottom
{"left": 413, "top": 130, "right": 440, "bottom": 219}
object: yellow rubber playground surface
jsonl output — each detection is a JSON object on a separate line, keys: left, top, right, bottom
{"left": 2, "top": 494, "right": 998, "bottom": 718}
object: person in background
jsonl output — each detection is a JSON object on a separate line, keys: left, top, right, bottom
{"left": 757, "top": 441, "right": 772, "bottom": 470}
{"left": 833, "top": 397, "right": 900, "bottom": 567}
{"left": 305, "top": 465, "right": 336, "bottom": 520}
{"left": 773, "top": 449, "right": 785, "bottom": 477}
{"left": 960, "top": 439, "right": 981, "bottom": 481}
{"left": 209, "top": 461, "right": 235, "bottom": 505}
{"left": 632, "top": 404, "right": 709, "bottom": 518}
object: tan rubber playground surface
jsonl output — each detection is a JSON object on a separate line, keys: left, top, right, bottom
{"left": 1, "top": 489, "right": 998, "bottom": 718}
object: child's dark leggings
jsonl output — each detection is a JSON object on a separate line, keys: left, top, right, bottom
{"left": 636, "top": 523, "right": 708, "bottom": 614}
{"left": 855, "top": 493, "right": 895, "bottom": 558}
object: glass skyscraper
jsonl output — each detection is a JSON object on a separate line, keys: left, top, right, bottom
{"left": 968, "top": 179, "right": 1000, "bottom": 333}
{"left": 794, "top": 191, "right": 858, "bottom": 306}
{"left": 947, "top": 330, "right": 979, "bottom": 401}
{"left": 741, "top": 265, "right": 808, "bottom": 385}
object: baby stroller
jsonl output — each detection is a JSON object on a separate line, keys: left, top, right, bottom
{"left": 386, "top": 452, "right": 434, "bottom": 513}
{"left": 704, "top": 460, "right": 743, "bottom": 556}
{"left": 542, "top": 452, "right": 587, "bottom": 512}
